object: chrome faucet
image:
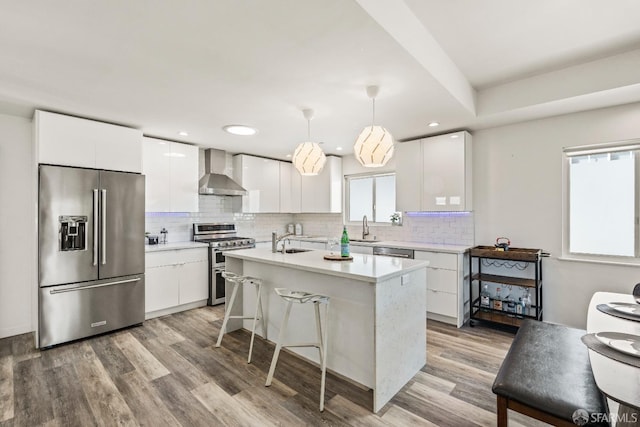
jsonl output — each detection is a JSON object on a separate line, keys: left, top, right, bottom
{"left": 272, "top": 231, "right": 294, "bottom": 253}
{"left": 362, "top": 215, "right": 370, "bottom": 240}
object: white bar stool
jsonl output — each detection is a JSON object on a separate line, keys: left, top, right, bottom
{"left": 265, "top": 288, "right": 330, "bottom": 411}
{"left": 215, "top": 271, "right": 266, "bottom": 364}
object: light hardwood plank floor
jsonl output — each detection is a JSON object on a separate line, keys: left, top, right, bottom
{"left": 0, "top": 306, "right": 550, "bottom": 426}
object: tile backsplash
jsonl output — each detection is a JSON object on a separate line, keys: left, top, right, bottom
{"left": 145, "top": 196, "right": 474, "bottom": 246}
{"left": 294, "top": 212, "right": 475, "bottom": 246}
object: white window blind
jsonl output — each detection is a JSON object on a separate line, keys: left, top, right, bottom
{"left": 565, "top": 142, "right": 638, "bottom": 259}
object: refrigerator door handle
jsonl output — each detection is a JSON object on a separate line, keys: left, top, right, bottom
{"left": 49, "top": 277, "right": 141, "bottom": 294}
{"left": 93, "top": 189, "right": 99, "bottom": 266}
{"left": 101, "top": 189, "right": 107, "bottom": 265}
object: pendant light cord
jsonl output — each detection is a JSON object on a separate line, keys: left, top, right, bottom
{"left": 307, "top": 118, "right": 311, "bottom": 140}
{"left": 371, "top": 98, "right": 376, "bottom": 127}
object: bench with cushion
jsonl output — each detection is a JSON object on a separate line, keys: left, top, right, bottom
{"left": 492, "top": 320, "right": 608, "bottom": 426}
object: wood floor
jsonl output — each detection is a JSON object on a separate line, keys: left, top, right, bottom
{"left": 0, "top": 306, "right": 549, "bottom": 426}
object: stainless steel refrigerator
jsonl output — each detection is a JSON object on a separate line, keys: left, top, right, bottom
{"left": 38, "top": 165, "right": 145, "bottom": 348}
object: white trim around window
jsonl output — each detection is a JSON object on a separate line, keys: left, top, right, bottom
{"left": 562, "top": 138, "right": 640, "bottom": 264}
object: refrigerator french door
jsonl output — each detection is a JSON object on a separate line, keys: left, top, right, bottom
{"left": 38, "top": 165, "right": 145, "bottom": 348}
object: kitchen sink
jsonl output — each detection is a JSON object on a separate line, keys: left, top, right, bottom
{"left": 349, "top": 239, "right": 378, "bottom": 243}
{"left": 279, "top": 248, "right": 311, "bottom": 254}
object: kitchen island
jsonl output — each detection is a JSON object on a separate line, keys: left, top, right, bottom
{"left": 223, "top": 248, "right": 428, "bottom": 412}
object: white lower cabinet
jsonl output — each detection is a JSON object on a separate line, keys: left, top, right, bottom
{"left": 415, "top": 250, "right": 468, "bottom": 328}
{"left": 145, "top": 264, "right": 180, "bottom": 313}
{"left": 145, "top": 247, "right": 208, "bottom": 318}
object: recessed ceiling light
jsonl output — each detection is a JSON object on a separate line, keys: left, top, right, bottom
{"left": 336, "top": 147, "right": 343, "bottom": 151}
{"left": 286, "top": 154, "right": 292, "bottom": 158}
{"left": 223, "top": 125, "right": 257, "bottom": 136}
{"left": 428, "top": 122, "right": 440, "bottom": 127}
{"left": 451, "top": 134, "right": 459, "bottom": 139}
{"left": 178, "top": 131, "right": 189, "bottom": 136}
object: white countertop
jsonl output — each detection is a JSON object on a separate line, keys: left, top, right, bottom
{"left": 361, "top": 241, "right": 471, "bottom": 254}
{"left": 287, "top": 236, "right": 470, "bottom": 254}
{"left": 145, "top": 241, "right": 209, "bottom": 252}
{"left": 223, "top": 247, "right": 428, "bottom": 282}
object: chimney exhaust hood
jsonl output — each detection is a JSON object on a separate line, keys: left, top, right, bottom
{"left": 199, "top": 149, "right": 247, "bottom": 196}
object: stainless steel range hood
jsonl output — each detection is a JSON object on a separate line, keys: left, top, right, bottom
{"left": 199, "top": 149, "right": 247, "bottom": 196}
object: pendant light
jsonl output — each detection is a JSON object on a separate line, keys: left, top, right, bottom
{"left": 293, "top": 108, "right": 326, "bottom": 176}
{"left": 353, "top": 85, "right": 394, "bottom": 167}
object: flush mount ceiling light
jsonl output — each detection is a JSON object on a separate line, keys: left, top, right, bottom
{"left": 292, "top": 108, "right": 326, "bottom": 176}
{"left": 222, "top": 124, "right": 257, "bottom": 136}
{"left": 353, "top": 85, "right": 394, "bottom": 168}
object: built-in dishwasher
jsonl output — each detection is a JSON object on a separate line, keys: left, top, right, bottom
{"left": 372, "top": 246, "right": 414, "bottom": 259}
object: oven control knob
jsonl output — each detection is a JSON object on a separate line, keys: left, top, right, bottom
{"left": 220, "top": 242, "right": 228, "bottom": 247}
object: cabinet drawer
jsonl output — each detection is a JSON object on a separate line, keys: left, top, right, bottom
{"left": 145, "top": 248, "right": 208, "bottom": 268}
{"left": 426, "top": 268, "right": 458, "bottom": 293}
{"left": 426, "top": 289, "right": 457, "bottom": 318}
{"left": 415, "top": 251, "right": 458, "bottom": 270}
{"left": 177, "top": 248, "right": 208, "bottom": 264}
{"left": 146, "top": 251, "right": 179, "bottom": 268}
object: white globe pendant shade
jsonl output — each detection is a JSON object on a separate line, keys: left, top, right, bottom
{"left": 293, "top": 141, "right": 327, "bottom": 175}
{"left": 354, "top": 125, "right": 394, "bottom": 167}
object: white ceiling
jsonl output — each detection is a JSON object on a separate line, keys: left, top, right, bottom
{"left": 1, "top": 0, "right": 640, "bottom": 160}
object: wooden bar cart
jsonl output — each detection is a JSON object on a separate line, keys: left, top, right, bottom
{"left": 468, "top": 246, "right": 544, "bottom": 329}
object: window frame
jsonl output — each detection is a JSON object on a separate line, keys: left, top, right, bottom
{"left": 344, "top": 172, "right": 396, "bottom": 225}
{"left": 562, "top": 138, "right": 640, "bottom": 264}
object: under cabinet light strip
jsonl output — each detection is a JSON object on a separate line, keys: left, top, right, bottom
{"left": 405, "top": 211, "right": 472, "bottom": 217}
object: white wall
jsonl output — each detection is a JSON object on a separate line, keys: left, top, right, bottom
{"left": 474, "top": 101, "right": 640, "bottom": 328}
{"left": 0, "top": 113, "right": 34, "bottom": 338}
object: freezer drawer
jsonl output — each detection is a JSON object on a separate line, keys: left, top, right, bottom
{"left": 39, "top": 275, "right": 144, "bottom": 348}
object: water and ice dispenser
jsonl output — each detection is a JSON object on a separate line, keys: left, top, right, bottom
{"left": 59, "top": 215, "right": 87, "bottom": 251}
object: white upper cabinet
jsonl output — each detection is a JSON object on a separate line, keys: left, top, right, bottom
{"left": 142, "top": 137, "right": 198, "bottom": 212}
{"left": 169, "top": 141, "right": 199, "bottom": 212}
{"left": 422, "top": 131, "right": 472, "bottom": 211}
{"left": 280, "top": 161, "right": 302, "bottom": 213}
{"left": 232, "top": 154, "right": 340, "bottom": 213}
{"left": 233, "top": 154, "right": 280, "bottom": 213}
{"left": 395, "top": 139, "right": 423, "bottom": 212}
{"left": 290, "top": 163, "right": 302, "bottom": 213}
{"left": 300, "top": 156, "right": 342, "bottom": 213}
{"left": 35, "top": 110, "right": 142, "bottom": 173}
{"left": 396, "top": 131, "right": 472, "bottom": 212}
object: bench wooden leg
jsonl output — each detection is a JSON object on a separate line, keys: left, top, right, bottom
{"left": 497, "top": 395, "right": 508, "bottom": 427}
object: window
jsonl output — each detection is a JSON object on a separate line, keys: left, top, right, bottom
{"left": 564, "top": 141, "right": 639, "bottom": 261}
{"left": 346, "top": 173, "right": 396, "bottom": 223}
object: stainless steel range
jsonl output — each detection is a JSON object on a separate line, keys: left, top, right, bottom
{"left": 193, "top": 223, "right": 255, "bottom": 305}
